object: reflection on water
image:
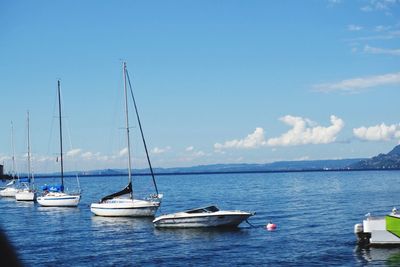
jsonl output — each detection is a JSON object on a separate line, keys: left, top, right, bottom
{"left": 355, "top": 246, "right": 400, "bottom": 266}
{"left": 154, "top": 226, "right": 246, "bottom": 239}
{"left": 36, "top": 206, "right": 81, "bottom": 214}
{"left": 91, "top": 215, "right": 153, "bottom": 228}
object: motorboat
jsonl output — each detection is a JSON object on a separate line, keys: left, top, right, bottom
{"left": 153, "top": 205, "right": 254, "bottom": 228}
{"left": 355, "top": 207, "right": 400, "bottom": 246}
{"left": 90, "top": 62, "right": 162, "bottom": 217}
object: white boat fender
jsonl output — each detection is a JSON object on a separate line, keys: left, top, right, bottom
{"left": 392, "top": 207, "right": 398, "bottom": 215}
{"left": 266, "top": 221, "right": 277, "bottom": 231}
{"left": 354, "top": 223, "right": 363, "bottom": 234}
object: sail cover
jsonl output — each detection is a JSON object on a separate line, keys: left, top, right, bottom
{"left": 42, "top": 185, "right": 64, "bottom": 192}
{"left": 100, "top": 182, "right": 132, "bottom": 203}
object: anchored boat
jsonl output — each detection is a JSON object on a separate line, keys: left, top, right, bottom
{"left": 153, "top": 205, "right": 254, "bottom": 228}
{"left": 0, "top": 122, "right": 19, "bottom": 198}
{"left": 90, "top": 62, "right": 162, "bottom": 217}
{"left": 355, "top": 208, "right": 400, "bottom": 246}
{"left": 15, "top": 111, "right": 36, "bottom": 201}
{"left": 36, "top": 81, "right": 81, "bottom": 207}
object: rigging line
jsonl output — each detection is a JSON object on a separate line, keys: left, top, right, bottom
{"left": 45, "top": 88, "right": 58, "bottom": 174}
{"left": 125, "top": 69, "right": 159, "bottom": 196}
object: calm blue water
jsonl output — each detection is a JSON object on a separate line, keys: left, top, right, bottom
{"left": 1, "top": 171, "right": 400, "bottom": 266}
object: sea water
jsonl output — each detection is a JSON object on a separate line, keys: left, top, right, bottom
{"left": 1, "top": 171, "right": 400, "bottom": 266}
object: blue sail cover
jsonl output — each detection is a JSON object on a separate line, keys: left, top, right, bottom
{"left": 42, "top": 185, "right": 64, "bottom": 192}
{"left": 19, "top": 178, "right": 30, "bottom": 183}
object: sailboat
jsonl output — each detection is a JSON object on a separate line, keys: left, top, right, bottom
{"left": 15, "top": 111, "right": 36, "bottom": 201}
{"left": 36, "top": 81, "right": 81, "bottom": 207}
{"left": 91, "top": 62, "right": 162, "bottom": 217}
{"left": 0, "top": 122, "right": 19, "bottom": 197}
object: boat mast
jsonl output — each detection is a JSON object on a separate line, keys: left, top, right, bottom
{"left": 11, "top": 121, "right": 16, "bottom": 180}
{"left": 27, "top": 111, "right": 32, "bottom": 183}
{"left": 123, "top": 62, "right": 133, "bottom": 199}
{"left": 57, "top": 80, "right": 64, "bottom": 191}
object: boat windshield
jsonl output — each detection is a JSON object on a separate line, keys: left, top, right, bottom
{"left": 186, "top": 205, "right": 220, "bottom": 214}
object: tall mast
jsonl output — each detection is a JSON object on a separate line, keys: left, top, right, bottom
{"left": 123, "top": 62, "right": 133, "bottom": 199}
{"left": 27, "top": 111, "right": 32, "bottom": 182}
{"left": 58, "top": 80, "right": 64, "bottom": 190}
{"left": 11, "top": 121, "right": 16, "bottom": 179}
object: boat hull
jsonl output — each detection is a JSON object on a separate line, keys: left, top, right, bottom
{"left": 153, "top": 211, "right": 253, "bottom": 228}
{"left": 0, "top": 187, "right": 18, "bottom": 197}
{"left": 37, "top": 192, "right": 80, "bottom": 207}
{"left": 91, "top": 198, "right": 160, "bottom": 217}
{"left": 355, "top": 213, "right": 400, "bottom": 246}
{"left": 15, "top": 190, "right": 36, "bottom": 201}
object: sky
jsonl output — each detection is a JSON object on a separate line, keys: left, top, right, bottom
{"left": 0, "top": 0, "right": 400, "bottom": 173}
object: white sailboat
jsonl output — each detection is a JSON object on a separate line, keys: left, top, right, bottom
{"left": 37, "top": 80, "right": 81, "bottom": 207}
{"left": 15, "top": 111, "right": 36, "bottom": 201}
{"left": 91, "top": 62, "right": 162, "bottom": 217}
{"left": 0, "top": 122, "right": 19, "bottom": 197}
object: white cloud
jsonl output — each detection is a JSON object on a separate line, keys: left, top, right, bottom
{"left": 267, "top": 115, "right": 344, "bottom": 146}
{"left": 151, "top": 146, "right": 171, "bottom": 155}
{"left": 313, "top": 72, "right": 400, "bottom": 93}
{"left": 327, "top": 0, "right": 342, "bottom": 7}
{"left": 214, "top": 127, "right": 267, "bottom": 150}
{"left": 361, "top": 0, "right": 399, "bottom": 12}
{"left": 364, "top": 45, "right": 400, "bottom": 56}
{"left": 0, "top": 155, "right": 11, "bottom": 162}
{"left": 348, "top": 24, "right": 363, "bottom": 31}
{"left": 66, "top": 148, "right": 82, "bottom": 157}
{"left": 374, "top": 25, "right": 392, "bottom": 32}
{"left": 185, "top": 146, "right": 194, "bottom": 152}
{"left": 194, "top": 150, "right": 206, "bottom": 157}
{"left": 353, "top": 123, "right": 400, "bottom": 141}
{"left": 81, "top": 152, "right": 94, "bottom": 159}
{"left": 119, "top": 147, "right": 128, "bottom": 157}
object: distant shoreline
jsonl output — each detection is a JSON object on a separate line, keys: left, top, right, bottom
{"left": 14, "top": 167, "right": 400, "bottom": 179}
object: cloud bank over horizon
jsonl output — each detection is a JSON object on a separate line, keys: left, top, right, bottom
{"left": 353, "top": 123, "right": 400, "bottom": 141}
{"left": 214, "top": 115, "right": 345, "bottom": 150}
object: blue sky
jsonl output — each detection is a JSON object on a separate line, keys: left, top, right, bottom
{"left": 1, "top": 0, "right": 400, "bottom": 173}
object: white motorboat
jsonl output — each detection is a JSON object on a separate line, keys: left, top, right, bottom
{"left": 90, "top": 62, "right": 162, "bottom": 217}
{"left": 37, "top": 81, "right": 81, "bottom": 207}
{"left": 15, "top": 111, "right": 36, "bottom": 202}
{"left": 355, "top": 207, "right": 400, "bottom": 246}
{"left": 153, "top": 205, "right": 254, "bottom": 228}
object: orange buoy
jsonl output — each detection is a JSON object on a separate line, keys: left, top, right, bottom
{"left": 266, "top": 222, "right": 277, "bottom": 231}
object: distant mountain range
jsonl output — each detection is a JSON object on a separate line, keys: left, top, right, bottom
{"left": 19, "top": 144, "right": 400, "bottom": 178}
{"left": 61, "top": 158, "right": 364, "bottom": 177}
{"left": 349, "top": 145, "right": 400, "bottom": 170}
